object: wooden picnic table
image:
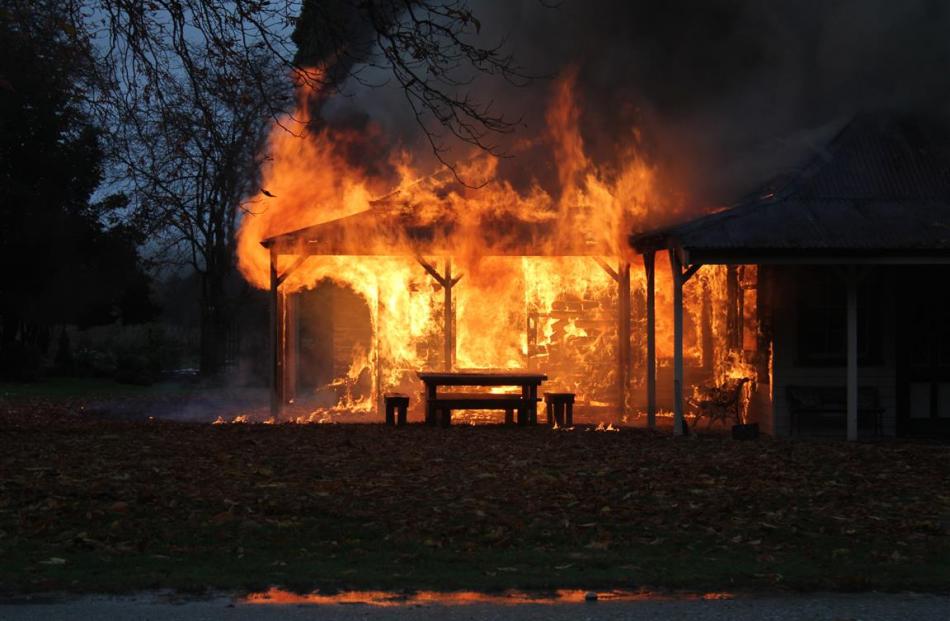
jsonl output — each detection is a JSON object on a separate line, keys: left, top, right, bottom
{"left": 417, "top": 371, "right": 548, "bottom": 427}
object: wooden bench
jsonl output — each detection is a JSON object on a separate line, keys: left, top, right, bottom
{"left": 384, "top": 393, "right": 409, "bottom": 426}
{"left": 787, "top": 385, "right": 884, "bottom": 437}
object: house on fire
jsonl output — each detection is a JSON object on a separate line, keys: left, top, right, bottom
{"left": 262, "top": 113, "right": 950, "bottom": 440}
{"left": 633, "top": 114, "right": 950, "bottom": 440}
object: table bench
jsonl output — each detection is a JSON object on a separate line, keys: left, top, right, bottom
{"left": 417, "top": 371, "right": 548, "bottom": 427}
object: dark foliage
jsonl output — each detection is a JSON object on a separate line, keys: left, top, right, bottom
{"left": 0, "top": 1, "right": 156, "bottom": 378}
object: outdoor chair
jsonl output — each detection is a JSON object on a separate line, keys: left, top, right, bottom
{"left": 689, "top": 377, "right": 752, "bottom": 428}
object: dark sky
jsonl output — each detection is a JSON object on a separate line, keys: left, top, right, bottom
{"left": 320, "top": 0, "right": 950, "bottom": 204}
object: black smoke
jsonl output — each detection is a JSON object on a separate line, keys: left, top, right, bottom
{"left": 317, "top": 0, "right": 950, "bottom": 206}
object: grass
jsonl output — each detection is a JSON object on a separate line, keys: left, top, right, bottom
{"left": 11, "top": 533, "right": 950, "bottom": 595}
{"left": 1, "top": 393, "right": 949, "bottom": 595}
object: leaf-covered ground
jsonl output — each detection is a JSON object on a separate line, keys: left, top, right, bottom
{"left": 1, "top": 394, "right": 949, "bottom": 595}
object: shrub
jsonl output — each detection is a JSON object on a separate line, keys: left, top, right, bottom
{"left": 0, "top": 342, "right": 45, "bottom": 382}
{"left": 114, "top": 353, "right": 157, "bottom": 386}
{"left": 53, "top": 329, "right": 74, "bottom": 375}
{"left": 73, "top": 347, "right": 116, "bottom": 378}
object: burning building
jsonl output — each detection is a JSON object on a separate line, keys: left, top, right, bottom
{"left": 236, "top": 72, "right": 751, "bottom": 426}
{"left": 236, "top": 64, "right": 950, "bottom": 440}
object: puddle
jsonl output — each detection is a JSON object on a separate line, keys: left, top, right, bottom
{"left": 243, "top": 587, "right": 734, "bottom": 607}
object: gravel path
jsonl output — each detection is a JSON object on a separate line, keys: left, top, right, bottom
{"left": 2, "top": 592, "right": 948, "bottom": 620}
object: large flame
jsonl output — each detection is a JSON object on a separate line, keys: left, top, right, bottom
{"left": 236, "top": 68, "right": 760, "bottom": 420}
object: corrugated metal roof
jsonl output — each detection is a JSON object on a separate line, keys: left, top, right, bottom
{"left": 631, "top": 114, "right": 950, "bottom": 258}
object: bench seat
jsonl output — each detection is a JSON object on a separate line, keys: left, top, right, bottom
{"left": 429, "top": 392, "right": 532, "bottom": 408}
{"left": 427, "top": 392, "right": 539, "bottom": 426}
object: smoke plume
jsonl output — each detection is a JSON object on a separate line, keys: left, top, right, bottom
{"left": 318, "top": 0, "right": 950, "bottom": 206}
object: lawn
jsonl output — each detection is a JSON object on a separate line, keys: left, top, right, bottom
{"left": 1, "top": 390, "right": 949, "bottom": 595}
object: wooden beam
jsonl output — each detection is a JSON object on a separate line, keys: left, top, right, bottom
{"left": 682, "top": 263, "right": 702, "bottom": 283}
{"left": 846, "top": 266, "right": 858, "bottom": 441}
{"left": 644, "top": 251, "right": 657, "bottom": 429}
{"left": 416, "top": 255, "right": 447, "bottom": 287}
{"left": 276, "top": 255, "right": 310, "bottom": 286}
{"left": 595, "top": 256, "right": 620, "bottom": 282}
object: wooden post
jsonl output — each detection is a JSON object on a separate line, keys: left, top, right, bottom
{"left": 417, "top": 256, "right": 460, "bottom": 373}
{"left": 670, "top": 248, "right": 686, "bottom": 436}
{"left": 644, "top": 251, "right": 657, "bottom": 429}
{"left": 755, "top": 265, "right": 773, "bottom": 380}
{"left": 444, "top": 258, "right": 453, "bottom": 371}
{"left": 375, "top": 281, "right": 384, "bottom": 418}
{"left": 276, "top": 291, "right": 287, "bottom": 413}
{"left": 726, "top": 265, "right": 740, "bottom": 350}
{"left": 285, "top": 293, "right": 298, "bottom": 404}
{"left": 846, "top": 267, "right": 858, "bottom": 441}
{"left": 267, "top": 252, "right": 313, "bottom": 421}
{"left": 596, "top": 257, "right": 632, "bottom": 418}
{"left": 269, "top": 250, "right": 280, "bottom": 420}
{"left": 701, "top": 278, "right": 713, "bottom": 372}
{"left": 617, "top": 261, "right": 631, "bottom": 416}
{"left": 270, "top": 249, "right": 280, "bottom": 420}
{"left": 737, "top": 265, "right": 746, "bottom": 346}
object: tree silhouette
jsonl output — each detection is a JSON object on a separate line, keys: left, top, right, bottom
{"left": 67, "top": 0, "right": 532, "bottom": 376}
{"left": 0, "top": 1, "right": 155, "bottom": 379}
